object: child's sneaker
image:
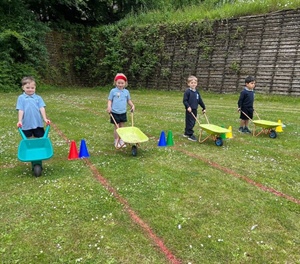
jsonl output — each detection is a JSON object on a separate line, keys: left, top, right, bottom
{"left": 119, "top": 139, "right": 126, "bottom": 148}
{"left": 243, "top": 127, "right": 252, "bottom": 133}
{"left": 238, "top": 127, "right": 244, "bottom": 133}
{"left": 188, "top": 135, "right": 197, "bottom": 142}
{"left": 183, "top": 134, "right": 189, "bottom": 138}
{"left": 114, "top": 140, "right": 121, "bottom": 148}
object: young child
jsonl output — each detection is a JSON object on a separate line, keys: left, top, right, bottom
{"left": 107, "top": 73, "right": 135, "bottom": 148}
{"left": 237, "top": 76, "right": 256, "bottom": 133}
{"left": 183, "top": 75, "right": 206, "bottom": 141}
{"left": 16, "top": 76, "right": 50, "bottom": 137}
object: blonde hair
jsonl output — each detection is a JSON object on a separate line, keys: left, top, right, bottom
{"left": 21, "top": 76, "right": 36, "bottom": 86}
{"left": 187, "top": 75, "right": 197, "bottom": 84}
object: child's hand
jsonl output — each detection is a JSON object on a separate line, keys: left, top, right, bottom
{"left": 237, "top": 107, "right": 241, "bottom": 112}
{"left": 130, "top": 105, "right": 135, "bottom": 112}
{"left": 107, "top": 107, "right": 111, "bottom": 113}
{"left": 17, "top": 121, "right": 22, "bottom": 128}
{"left": 45, "top": 119, "right": 51, "bottom": 125}
{"left": 187, "top": 107, "right": 192, "bottom": 112}
{"left": 202, "top": 109, "right": 206, "bottom": 114}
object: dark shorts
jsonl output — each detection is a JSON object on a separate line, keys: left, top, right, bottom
{"left": 240, "top": 108, "right": 253, "bottom": 120}
{"left": 22, "top": 127, "right": 45, "bottom": 138}
{"left": 110, "top": 112, "right": 127, "bottom": 124}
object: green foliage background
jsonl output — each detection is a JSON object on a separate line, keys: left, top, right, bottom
{"left": 1, "top": 0, "right": 300, "bottom": 91}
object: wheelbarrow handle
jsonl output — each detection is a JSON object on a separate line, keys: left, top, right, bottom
{"left": 191, "top": 112, "right": 201, "bottom": 126}
{"left": 203, "top": 112, "right": 210, "bottom": 124}
{"left": 241, "top": 111, "right": 253, "bottom": 122}
{"left": 18, "top": 127, "right": 27, "bottom": 140}
{"left": 43, "top": 124, "right": 51, "bottom": 138}
{"left": 109, "top": 113, "right": 119, "bottom": 128}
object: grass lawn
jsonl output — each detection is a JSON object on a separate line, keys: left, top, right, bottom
{"left": 0, "top": 88, "right": 299, "bottom": 264}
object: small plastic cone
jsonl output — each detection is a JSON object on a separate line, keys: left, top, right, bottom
{"left": 275, "top": 120, "right": 283, "bottom": 132}
{"left": 68, "top": 140, "right": 79, "bottom": 160}
{"left": 79, "top": 139, "right": 90, "bottom": 158}
{"left": 167, "top": 130, "right": 174, "bottom": 146}
{"left": 158, "top": 131, "right": 167, "bottom": 147}
{"left": 226, "top": 126, "right": 233, "bottom": 139}
{"left": 220, "top": 126, "right": 226, "bottom": 139}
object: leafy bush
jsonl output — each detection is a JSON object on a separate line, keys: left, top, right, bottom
{"left": 0, "top": 3, "right": 49, "bottom": 92}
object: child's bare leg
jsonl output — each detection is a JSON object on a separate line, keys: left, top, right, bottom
{"left": 114, "top": 125, "right": 118, "bottom": 141}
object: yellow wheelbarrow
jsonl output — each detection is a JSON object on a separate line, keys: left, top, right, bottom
{"left": 192, "top": 112, "right": 230, "bottom": 146}
{"left": 242, "top": 111, "right": 281, "bottom": 138}
{"left": 110, "top": 112, "right": 148, "bottom": 156}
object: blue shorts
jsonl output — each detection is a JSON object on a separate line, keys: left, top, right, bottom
{"left": 110, "top": 112, "right": 127, "bottom": 124}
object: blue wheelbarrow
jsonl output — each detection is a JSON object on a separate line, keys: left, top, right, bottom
{"left": 18, "top": 125, "right": 54, "bottom": 177}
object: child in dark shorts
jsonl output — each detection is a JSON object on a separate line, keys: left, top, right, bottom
{"left": 237, "top": 76, "right": 256, "bottom": 133}
{"left": 107, "top": 73, "right": 135, "bottom": 148}
{"left": 16, "top": 76, "right": 51, "bottom": 171}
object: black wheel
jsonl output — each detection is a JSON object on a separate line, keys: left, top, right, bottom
{"left": 215, "top": 137, "right": 223, "bottom": 146}
{"left": 33, "top": 164, "right": 42, "bottom": 177}
{"left": 269, "top": 130, "right": 277, "bottom": 139}
{"left": 131, "top": 145, "right": 137, "bottom": 156}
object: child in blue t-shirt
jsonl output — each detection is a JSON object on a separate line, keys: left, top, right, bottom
{"left": 16, "top": 76, "right": 50, "bottom": 137}
{"left": 107, "top": 73, "right": 135, "bottom": 148}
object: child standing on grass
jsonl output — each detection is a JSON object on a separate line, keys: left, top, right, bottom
{"left": 237, "top": 76, "right": 256, "bottom": 133}
{"left": 16, "top": 76, "right": 50, "bottom": 137}
{"left": 183, "top": 75, "right": 206, "bottom": 141}
{"left": 16, "top": 76, "right": 51, "bottom": 172}
{"left": 107, "top": 73, "right": 135, "bottom": 148}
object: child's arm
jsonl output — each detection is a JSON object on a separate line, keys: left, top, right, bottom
{"left": 128, "top": 99, "right": 135, "bottom": 112}
{"left": 40, "top": 107, "right": 51, "bottom": 124}
{"left": 107, "top": 99, "right": 112, "bottom": 113}
{"left": 17, "top": 110, "right": 24, "bottom": 127}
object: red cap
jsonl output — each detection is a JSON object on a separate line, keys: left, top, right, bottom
{"left": 114, "top": 73, "right": 127, "bottom": 82}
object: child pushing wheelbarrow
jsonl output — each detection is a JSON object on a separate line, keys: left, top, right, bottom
{"left": 16, "top": 76, "right": 53, "bottom": 176}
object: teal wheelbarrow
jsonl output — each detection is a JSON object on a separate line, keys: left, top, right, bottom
{"left": 18, "top": 125, "right": 54, "bottom": 177}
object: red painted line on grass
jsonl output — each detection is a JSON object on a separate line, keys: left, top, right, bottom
{"left": 83, "top": 159, "right": 181, "bottom": 264}
{"left": 51, "top": 123, "right": 182, "bottom": 264}
{"left": 178, "top": 148, "right": 300, "bottom": 205}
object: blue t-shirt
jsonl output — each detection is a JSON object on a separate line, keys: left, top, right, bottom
{"left": 16, "top": 93, "right": 46, "bottom": 130}
{"left": 108, "top": 87, "right": 131, "bottom": 114}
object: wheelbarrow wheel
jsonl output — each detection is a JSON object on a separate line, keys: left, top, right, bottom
{"left": 215, "top": 137, "right": 223, "bottom": 146}
{"left": 33, "top": 164, "right": 42, "bottom": 177}
{"left": 131, "top": 145, "right": 137, "bottom": 156}
{"left": 269, "top": 130, "right": 277, "bottom": 139}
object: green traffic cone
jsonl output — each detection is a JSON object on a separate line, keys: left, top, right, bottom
{"left": 167, "top": 130, "right": 174, "bottom": 146}
{"left": 220, "top": 125, "right": 226, "bottom": 139}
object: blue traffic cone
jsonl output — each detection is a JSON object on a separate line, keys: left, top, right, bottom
{"left": 79, "top": 139, "right": 90, "bottom": 158}
{"left": 158, "top": 131, "right": 167, "bottom": 147}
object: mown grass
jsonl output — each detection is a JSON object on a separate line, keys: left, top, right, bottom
{"left": 118, "top": 0, "right": 300, "bottom": 27}
{"left": 0, "top": 88, "right": 299, "bottom": 264}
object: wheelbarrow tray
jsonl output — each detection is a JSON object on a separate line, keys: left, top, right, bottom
{"left": 252, "top": 120, "right": 281, "bottom": 129}
{"left": 199, "top": 124, "right": 230, "bottom": 135}
{"left": 116, "top": 126, "right": 149, "bottom": 144}
{"left": 18, "top": 137, "right": 54, "bottom": 162}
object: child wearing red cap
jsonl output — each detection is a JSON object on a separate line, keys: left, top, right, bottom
{"left": 107, "top": 73, "right": 135, "bottom": 148}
